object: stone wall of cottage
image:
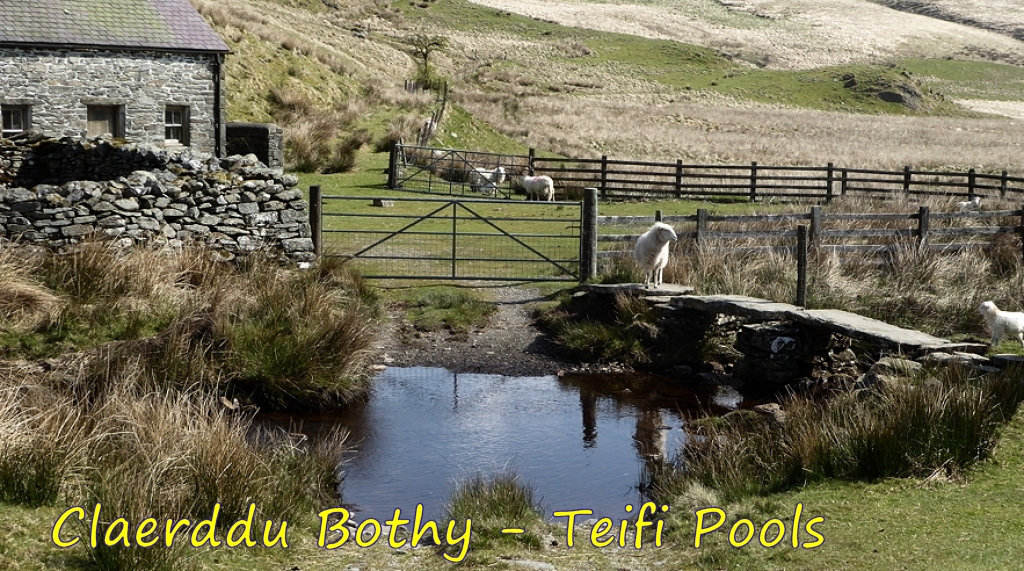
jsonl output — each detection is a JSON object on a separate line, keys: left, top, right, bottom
{"left": 226, "top": 123, "right": 283, "bottom": 168}
{"left": 0, "top": 47, "right": 221, "bottom": 154}
{"left": 0, "top": 134, "right": 314, "bottom": 261}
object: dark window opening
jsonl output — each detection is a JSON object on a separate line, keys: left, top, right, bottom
{"left": 87, "top": 105, "right": 124, "bottom": 138}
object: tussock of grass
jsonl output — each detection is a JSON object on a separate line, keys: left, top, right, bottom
{"left": 656, "top": 365, "right": 1024, "bottom": 504}
{"left": 445, "top": 470, "right": 544, "bottom": 554}
{"left": 541, "top": 291, "right": 660, "bottom": 366}
{"left": 0, "top": 249, "right": 62, "bottom": 332}
{"left": 224, "top": 266, "right": 377, "bottom": 408}
{"left": 403, "top": 287, "right": 496, "bottom": 334}
{"left": 0, "top": 382, "right": 85, "bottom": 506}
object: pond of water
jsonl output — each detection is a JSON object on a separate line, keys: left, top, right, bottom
{"left": 265, "top": 366, "right": 752, "bottom": 523}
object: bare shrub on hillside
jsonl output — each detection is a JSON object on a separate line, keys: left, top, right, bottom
{"left": 361, "top": 78, "right": 436, "bottom": 108}
{"left": 322, "top": 130, "right": 372, "bottom": 174}
{"left": 376, "top": 114, "right": 424, "bottom": 152}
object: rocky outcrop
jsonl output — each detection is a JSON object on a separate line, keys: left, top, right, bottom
{"left": 0, "top": 132, "right": 314, "bottom": 261}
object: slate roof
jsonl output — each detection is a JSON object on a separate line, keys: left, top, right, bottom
{"left": 0, "top": 0, "right": 229, "bottom": 53}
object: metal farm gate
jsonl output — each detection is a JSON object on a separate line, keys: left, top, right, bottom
{"left": 313, "top": 191, "right": 583, "bottom": 282}
{"left": 388, "top": 144, "right": 527, "bottom": 199}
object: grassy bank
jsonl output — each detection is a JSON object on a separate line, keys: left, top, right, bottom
{"left": 0, "top": 243, "right": 379, "bottom": 409}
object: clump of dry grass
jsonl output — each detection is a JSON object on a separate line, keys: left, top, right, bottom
{"left": 1, "top": 358, "right": 349, "bottom": 571}
{"left": 445, "top": 469, "right": 544, "bottom": 554}
{"left": 666, "top": 240, "right": 797, "bottom": 303}
{"left": 0, "top": 247, "right": 62, "bottom": 331}
{"left": 2, "top": 242, "right": 380, "bottom": 408}
{"left": 0, "top": 374, "right": 87, "bottom": 506}
{"left": 376, "top": 114, "right": 427, "bottom": 152}
{"left": 653, "top": 365, "right": 1024, "bottom": 504}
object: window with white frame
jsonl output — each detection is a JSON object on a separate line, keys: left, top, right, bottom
{"left": 1, "top": 105, "right": 29, "bottom": 137}
{"left": 164, "top": 106, "right": 189, "bottom": 145}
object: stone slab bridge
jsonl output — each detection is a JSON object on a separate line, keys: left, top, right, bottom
{"left": 579, "top": 283, "right": 996, "bottom": 385}
{"left": 587, "top": 283, "right": 985, "bottom": 357}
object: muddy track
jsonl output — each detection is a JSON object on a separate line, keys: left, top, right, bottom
{"left": 375, "top": 285, "right": 579, "bottom": 376}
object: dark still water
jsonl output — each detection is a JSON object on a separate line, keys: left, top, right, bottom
{"left": 269, "top": 366, "right": 748, "bottom": 523}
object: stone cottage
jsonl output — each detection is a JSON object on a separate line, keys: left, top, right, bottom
{"left": 0, "top": 0, "right": 229, "bottom": 155}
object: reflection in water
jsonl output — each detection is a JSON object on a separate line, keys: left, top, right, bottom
{"left": 580, "top": 388, "right": 598, "bottom": 448}
{"left": 261, "top": 367, "right": 749, "bottom": 523}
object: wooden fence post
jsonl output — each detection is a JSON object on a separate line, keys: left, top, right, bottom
{"left": 387, "top": 144, "right": 399, "bottom": 189}
{"left": 451, "top": 201, "right": 457, "bottom": 278}
{"left": 1001, "top": 170, "right": 1008, "bottom": 199}
{"left": 655, "top": 209, "right": 663, "bottom": 222}
{"left": 581, "top": 188, "right": 599, "bottom": 282}
{"left": 917, "top": 206, "right": 930, "bottom": 249}
{"left": 528, "top": 147, "right": 536, "bottom": 175}
{"left": 841, "top": 169, "right": 848, "bottom": 196}
{"left": 309, "top": 185, "right": 322, "bottom": 259}
{"left": 825, "top": 162, "right": 834, "bottom": 202}
{"left": 903, "top": 166, "right": 911, "bottom": 194}
{"left": 696, "top": 208, "right": 707, "bottom": 244}
{"left": 749, "top": 161, "right": 758, "bottom": 202}
{"left": 968, "top": 168, "right": 977, "bottom": 199}
{"left": 796, "top": 225, "right": 808, "bottom": 308}
{"left": 809, "top": 206, "right": 822, "bottom": 252}
{"left": 600, "top": 155, "right": 608, "bottom": 200}
{"left": 1020, "top": 203, "right": 1024, "bottom": 262}
{"left": 675, "top": 159, "right": 683, "bottom": 199}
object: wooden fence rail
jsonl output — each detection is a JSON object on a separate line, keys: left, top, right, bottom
{"left": 531, "top": 155, "right": 1024, "bottom": 202}
{"left": 391, "top": 144, "right": 1024, "bottom": 203}
{"left": 591, "top": 200, "right": 1024, "bottom": 304}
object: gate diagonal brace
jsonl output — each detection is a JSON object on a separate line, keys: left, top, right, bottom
{"left": 456, "top": 202, "right": 578, "bottom": 278}
{"left": 352, "top": 201, "right": 455, "bottom": 258}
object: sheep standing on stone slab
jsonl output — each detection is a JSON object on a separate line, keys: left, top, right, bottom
{"left": 632, "top": 222, "right": 678, "bottom": 288}
{"left": 957, "top": 196, "right": 982, "bottom": 211}
{"left": 469, "top": 166, "right": 506, "bottom": 195}
{"left": 522, "top": 175, "right": 554, "bottom": 201}
{"left": 978, "top": 301, "right": 1024, "bottom": 347}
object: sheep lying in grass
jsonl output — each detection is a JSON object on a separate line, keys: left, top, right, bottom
{"left": 522, "top": 175, "right": 555, "bottom": 201}
{"left": 469, "top": 166, "right": 506, "bottom": 195}
{"left": 978, "top": 301, "right": 1024, "bottom": 347}
{"left": 632, "top": 222, "right": 678, "bottom": 288}
{"left": 957, "top": 196, "right": 982, "bottom": 211}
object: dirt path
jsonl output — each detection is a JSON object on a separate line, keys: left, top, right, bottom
{"left": 376, "top": 285, "right": 579, "bottom": 376}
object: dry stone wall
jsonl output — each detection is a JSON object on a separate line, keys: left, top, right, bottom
{"left": 0, "top": 133, "right": 314, "bottom": 261}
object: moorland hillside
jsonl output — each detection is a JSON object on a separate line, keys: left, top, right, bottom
{"left": 191, "top": 0, "right": 1024, "bottom": 170}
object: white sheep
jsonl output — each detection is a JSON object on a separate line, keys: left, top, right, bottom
{"left": 957, "top": 196, "right": 982, "bottom": 211}
{"left": 469, "top": 166, "right": 506, "bottom": 195}
{"left": 978, "top": 301, "right": 1024, "bottom": 347}
{"left": 522, "top": 175, "right": 554, "bottom": 201}
{"left": 632, "top": 222, "right": 678, "bottom": 288}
